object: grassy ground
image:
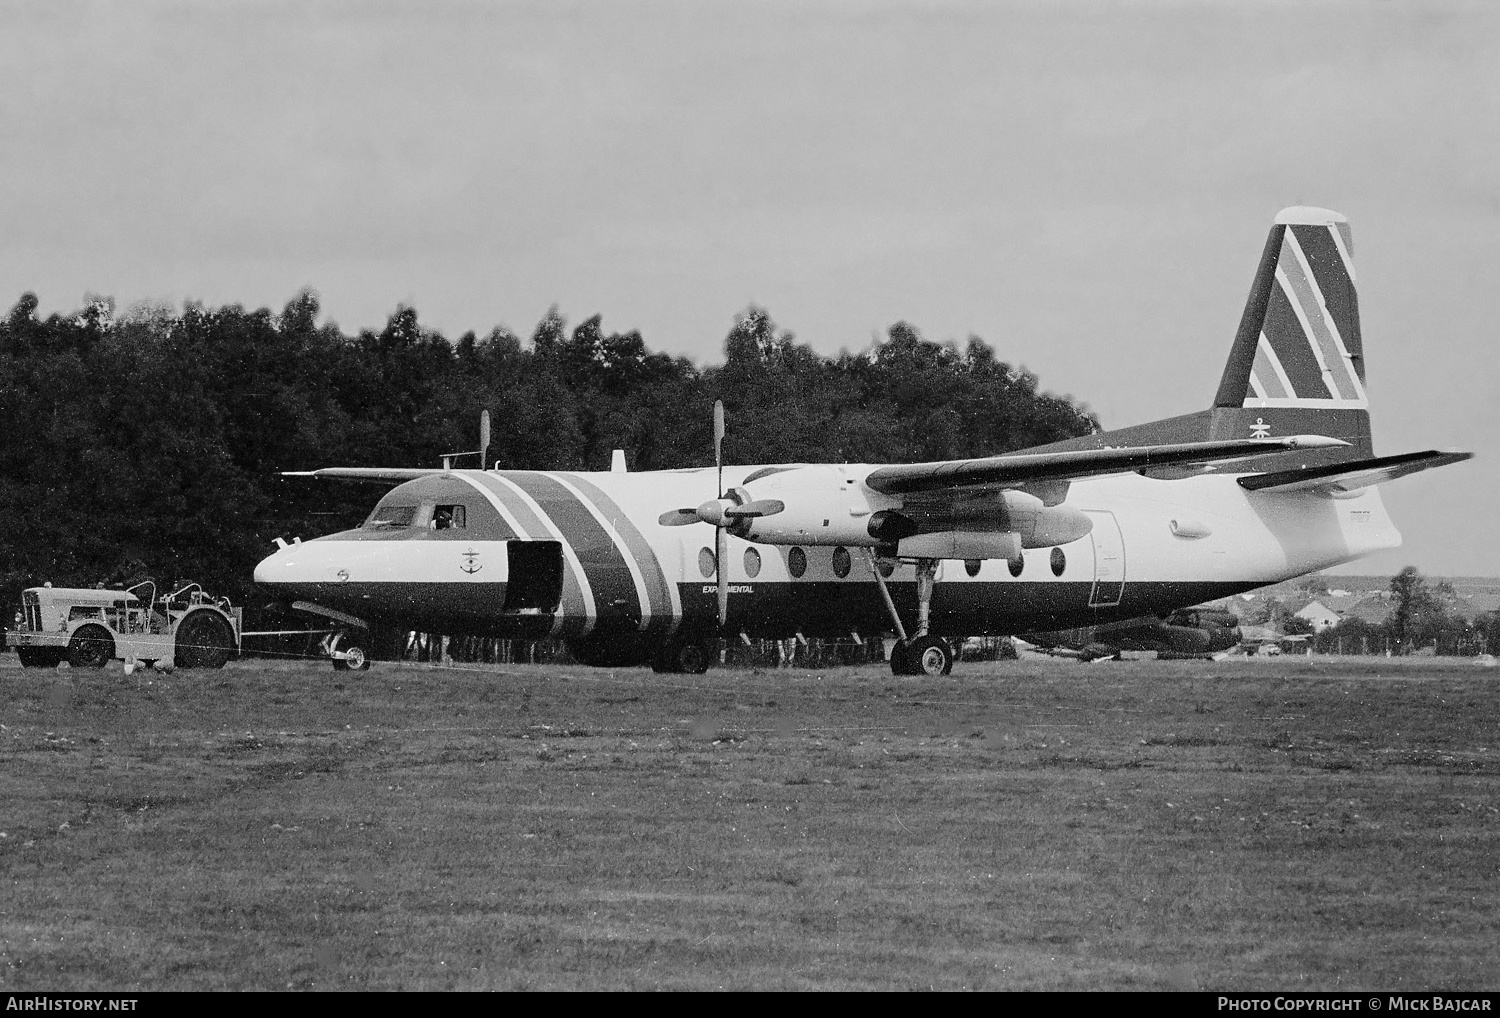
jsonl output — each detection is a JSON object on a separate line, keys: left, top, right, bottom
{"left": 1, "top": 653, "right": 1497, "bottom": 991}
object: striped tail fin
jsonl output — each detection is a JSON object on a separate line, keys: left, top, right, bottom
{"left": 1206, "top": 206, "right": 1373, "bottom": 464}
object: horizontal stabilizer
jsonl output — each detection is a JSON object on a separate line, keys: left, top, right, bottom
{"left": 283, "top": 468, "right": 447, "bottom": 483}
{"left": 1238, "top": 449, "right": 1472, "bottom": 494}
{"left": 863, "top": 435, "right": 1347, "bottom": 495}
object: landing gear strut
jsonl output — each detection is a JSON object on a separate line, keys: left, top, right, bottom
{"left": 869, "top": 553, "right": 954, "bottom": 676}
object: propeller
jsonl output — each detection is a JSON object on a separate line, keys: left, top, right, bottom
{"left": 714, "top": 400, "right": 727, "bottom": 628}
{"left": 654, "top": 400, "right": 785, "bottom": 627}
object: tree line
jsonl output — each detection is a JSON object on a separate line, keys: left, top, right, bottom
{"left": 1260, "top": 568, "right": 1500, "bottom": 657}
{"left": 0, "top": 291, "right": 1097, "bottom": 615}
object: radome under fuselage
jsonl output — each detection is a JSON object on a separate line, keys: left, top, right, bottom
{"left": 252, "top": 462, "right": 1400, "bottom": 644}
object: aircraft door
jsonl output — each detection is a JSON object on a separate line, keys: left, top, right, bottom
{"left": 503, "top": 541, "right": 564, "bottom": 612}
{"left": 1085, "top": 511, "right": 1125, "bottom": 608}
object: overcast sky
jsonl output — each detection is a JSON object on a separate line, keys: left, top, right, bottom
{"left": 3, "top": 0, "right": 1495, "bottom": 576}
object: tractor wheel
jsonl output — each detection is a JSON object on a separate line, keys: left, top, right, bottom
{"left": 67, "top": 624, "right": 115, "bottom": 669}
{"left": 175, "top": 612, "right": 233, "bottom": 669}
{"left": 17, "top": 647, "right": 66, "bottom": 668}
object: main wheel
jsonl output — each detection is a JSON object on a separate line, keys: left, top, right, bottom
{"left": 175, "top": 611, "right": 234, "bottom": 669}
{"left": 909, "top": 635, "right": 954, "bottom": 676}
{"left": 651, "top": 640, "right": 712, "bottom": 674}
{"left": 67, "top": 624, "right": 115, "bottom": 669}
{"left": 17, "top": 646, "right": 66, "bottom": 668}
{"left": 332, "top": 631, "right": 371, "bottom": 671}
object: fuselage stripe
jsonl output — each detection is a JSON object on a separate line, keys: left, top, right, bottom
{"left": 547, "top": 472, "right": 655, "bottom": 632}
{"left": 481, "top": 473, "right": 595, "bottom": 638}
{"left": 500, "top": 472, "right": 641, "bottom": 632}
{"left": 559, "top": 472, "right": 681, "bottom": 637}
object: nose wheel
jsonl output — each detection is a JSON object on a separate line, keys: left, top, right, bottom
{"left": 325, "top": 630, "right": 371, "bottom": 671}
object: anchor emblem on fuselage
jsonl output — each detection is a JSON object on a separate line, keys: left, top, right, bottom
{"left": 460, "top": 549, "right": 482, "bottom": 574}
{"left": 1251, "top": 417, "right": 1271, "bottom": 439}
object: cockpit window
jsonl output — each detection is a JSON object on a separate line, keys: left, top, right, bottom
{"left": 365, "top": 505, "right": 417, "bottom": 529}
{"left": 431, "top": 505, "right": 466, "bottom": 530}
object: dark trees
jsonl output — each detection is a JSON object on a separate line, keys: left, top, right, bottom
{"left": 0, "top": 293, "right": 1096, "bottom": 613}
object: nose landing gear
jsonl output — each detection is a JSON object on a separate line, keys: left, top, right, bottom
{"left": 325, "top": 630, "right": 371, "bottom": 671}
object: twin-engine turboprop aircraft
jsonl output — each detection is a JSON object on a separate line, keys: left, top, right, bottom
{"left": 255, "top": 207, "right": 1470, "bottom": 675}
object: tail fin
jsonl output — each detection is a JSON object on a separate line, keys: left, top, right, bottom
{"left": 1206, "top": 207, "right": 1373, "bottom": 463}
{"left": 1026, "top": 207, "right": 1373, "bottom": 467}
{"left": 1216, "top": 206, "right": 1366, "bottom": 410}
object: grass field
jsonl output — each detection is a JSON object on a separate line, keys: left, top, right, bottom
{"left": 2, "top": 652, "right": 1497, "bottom": 991}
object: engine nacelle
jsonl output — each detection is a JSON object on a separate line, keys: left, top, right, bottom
{"left": 895, "top": 531, "right": 1021, "bottom": 561}
{"left": 734, "top": 465, "right": 897, "bottom": 547}
{"left": 729, "top": 467, "right": 1092, "bottom": 551}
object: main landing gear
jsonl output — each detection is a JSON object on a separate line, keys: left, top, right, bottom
{"left": 869, "top": 553, "right": 954, "bottom": 677}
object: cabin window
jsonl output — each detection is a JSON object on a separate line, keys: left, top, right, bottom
{"left": 831, "top": 546, "right": 852, "bottom": 578}
{"left": 743, "top": 547, "right": 761, "bottom": 579}
{"left": 1008, "top": 555, "right": 1024, "bottom": 578}
{"left": 698, "top": 547, "right": 717, "bottom": 579}
{"left": 964, "top": 559, "right": 982, "bottom": 577}
{"left": 365, "top": 505, "right": 416, "bottom": 529}
{"left": 431, "top": 504, "right": 466, "bottom": 530}
{"left": 787, "top": 546, "right": 807, "bottom": 578}
{"left": 1051, "top": 547, "right": 1067, "bottom": 576}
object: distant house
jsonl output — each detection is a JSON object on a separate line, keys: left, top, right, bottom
{"left": 1454, "top": 592, "right": 1500, "bottom": 622}
{"left": 1295, "top": 601, "right": 1342, "bottom": 631}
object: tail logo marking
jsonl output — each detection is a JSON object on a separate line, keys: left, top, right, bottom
{"left": 1244, "top": 221, "right": 1368, "bottom": 411}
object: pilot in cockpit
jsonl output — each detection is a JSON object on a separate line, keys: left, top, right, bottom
{"left": 431, "top": 506, "right": 453, "bottom": 531}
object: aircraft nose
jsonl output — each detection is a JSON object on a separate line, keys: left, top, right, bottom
{"left": 254, "top": 544, "right": 296, "bottom": 586}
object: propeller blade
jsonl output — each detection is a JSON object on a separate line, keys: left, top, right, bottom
{"left": 713, "top": 399, "right": 725, "bottom": 498}
{"left": 722, "top": 498, "right": 785, "bottom": 519}
{"left": 657, "top": 509, "right": 702, "bottom": 527}
{"left": 716, "top": 525, "right": 729, "bottom": 628}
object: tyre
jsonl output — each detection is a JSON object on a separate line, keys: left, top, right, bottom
{"left": 67, "top": 624, "right": 115, "bottom": 669}
{"left": 175, "top": 611, "right": 234, "bottom": 669}
{"left": 651, "top": 640, "right": 712, "bottom": 674}
{"left": 17, "top": 646, "right": 66, "bottom": 668}
{"left": 332, "top": 631, "right": 370, "bottom": 671}
{"left": 889, "top": 640, "right": 911, "bottom": 675}
{"left": 675, "top": 642, "right": 711, "bottom": 675}
{"left": 910, "top": 635, "right": 954, "bottom": 676}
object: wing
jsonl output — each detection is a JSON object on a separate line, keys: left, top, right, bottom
{"left": 282, "top": 468, "right": 447, "bottom": 483}
{"left": 1237, "top": 449, "right": 1472, "bottom": 494}
{"left": 863, "top": 435, "right": 1348, "bottom": 496}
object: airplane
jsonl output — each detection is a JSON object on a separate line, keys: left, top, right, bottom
{"left": 254, "top": 206, "right": 1471, "bottom": 676}
{"left": 1021, "top": 606, "right": 1243, "bottom": 661}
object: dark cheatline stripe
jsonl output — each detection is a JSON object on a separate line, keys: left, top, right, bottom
{"left": 468, "top": 473, "right": 589, "bottom": 635}
{"left": 671, "top": 579, "right": 1266, "bottom": 637}
{"left": 560, "top": 473, "right": 676, "bottom": 636}
{"left": 1280, "top": 235, "right": 1358, "bottom": 400}
{"left": 503, "top": 472, "right": 642, "bottom": 628}
{"left": 1262, "top": 282, "right": 1333, "bottom": 399}
{"left": 1292, "top": 223, "right": 1364, "bottom": 379}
